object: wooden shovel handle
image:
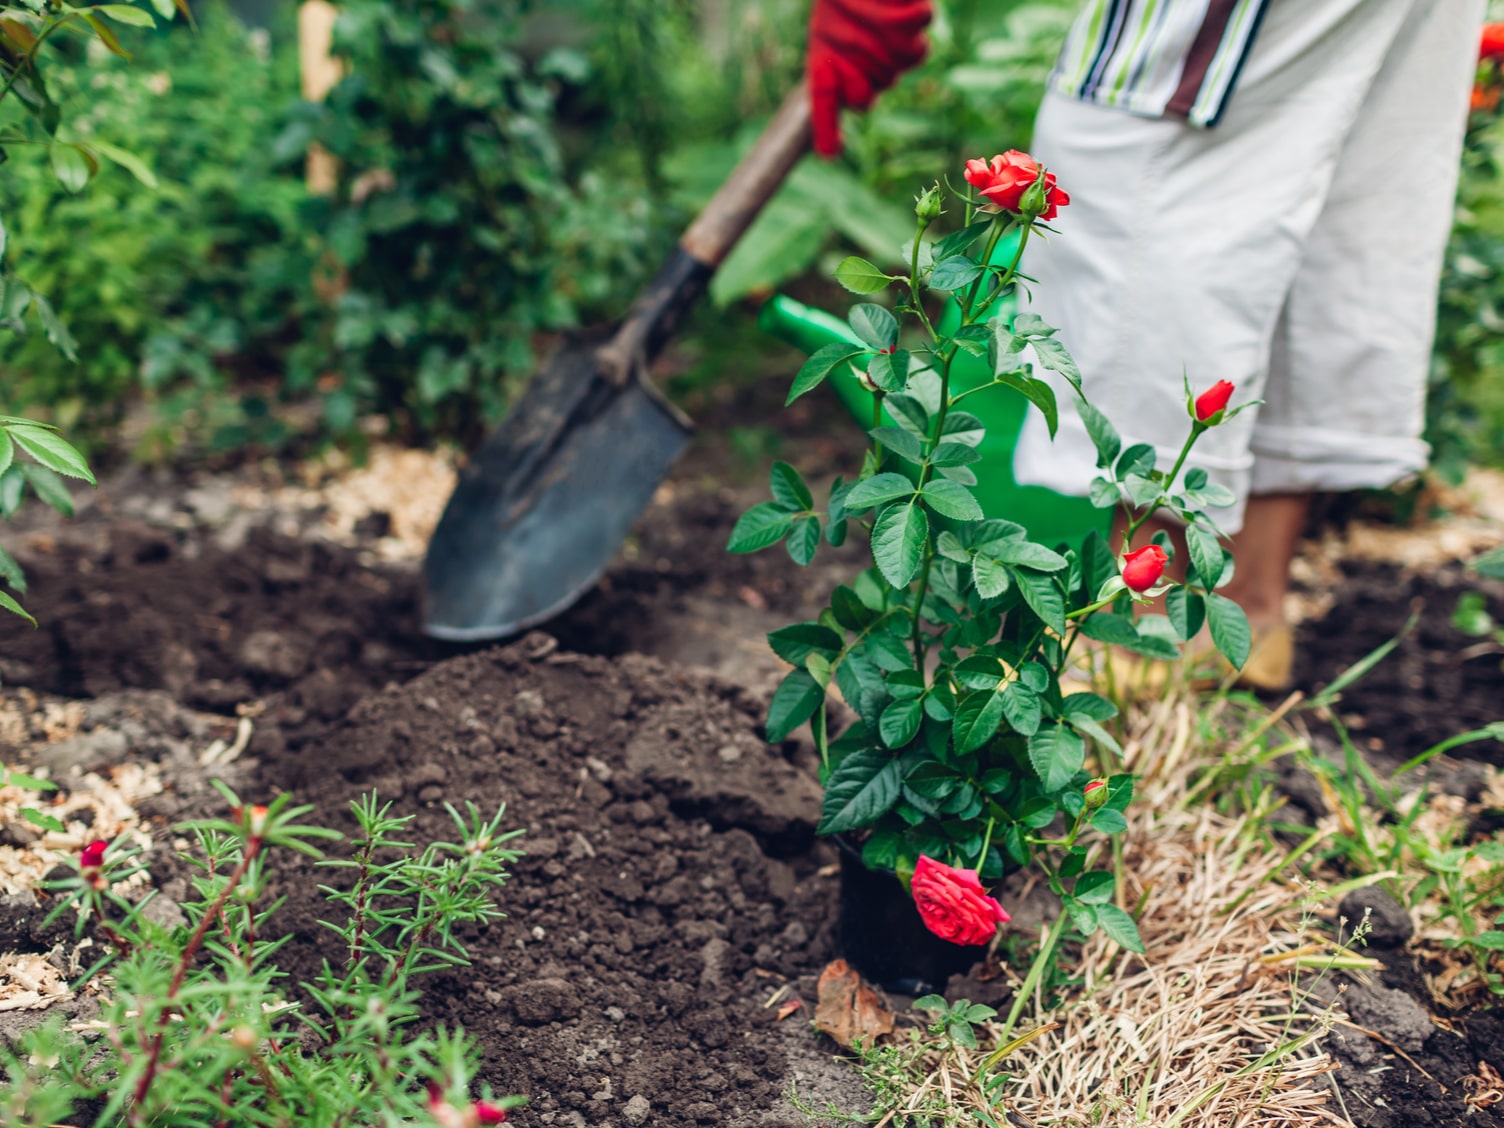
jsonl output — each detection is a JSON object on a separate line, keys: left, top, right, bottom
{"left": 598, "top": 82, "right": 812, "bottom": 385}
{"left": 680, "top": 80, "right": 813, "bottom": 267}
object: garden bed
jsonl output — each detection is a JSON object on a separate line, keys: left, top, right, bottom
{"left": 0, "top": 374, "right": 1502, "bottom": 1125}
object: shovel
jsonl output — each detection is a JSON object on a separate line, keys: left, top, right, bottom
{"left": 421, "top": 84, "right": 812, "bottom": 640}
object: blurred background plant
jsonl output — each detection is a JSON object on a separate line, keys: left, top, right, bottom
{"left": 1, "top": 0, "right": 1501, "bottom": 477}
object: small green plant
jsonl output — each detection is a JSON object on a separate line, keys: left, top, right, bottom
{"left": 912, "top": 994, "right": 996, "bottom": 1051}
{"left": 0, "top": 785, "right": 525, "bottom": 1126}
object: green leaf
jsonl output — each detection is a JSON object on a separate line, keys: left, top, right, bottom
{"left": 1166, "top": 588, "right": 1206, "bottom": 642}
{"left": 872, "top": 502, "right": 928, "bottom": 588}
{"left": 984, "top": 539, "right": 1067, "bottom": 572}
{"left": 818, "top": 749, "right": 902, "bottom": 834}
{"left": 19, "top": 808, "right": 65, "bottom": 833}
{"left": 941, "top": 412, "right": 986, "bottom": 447}
{"left": 929, "top": 443, "right": 980, "bottom": 468}
{"left": 1062, "top": 693, "right": 1117, "bottom": 722}
{"left": 1011, "top": 313, "right": 1058, "bottom": 338}
{"left": 728, "top": 502, "right": 794, "bottom": 553}
{"left": 844, "top": 472, "right": 915, "bottom": 511}
{"left": 972, "top": 555, "right": 1011, "bottom": 599}
{"left": 766, "top": 669, "right": 824, "bottom": 742}
{"left": 1030, "top": 336, "right": 1081, "bottom": 392}
{"left": 929, "top": 256, "right": 983, "bottom": 291}
{"left": 1206, "top": 593, "right": 1251, "bottom": 669}
{"left": 920, "top": 480, "right": 982, "bottom": 521}
{"left": 1186, "top": 522, "right": 1226, "bottom": 590}
{"left": 1094, "top": 903, "right": 1145, "bottom": 953}
{"left": 94, "top": 4, "right": 157, "bottom": 25}
{"left": 20, "top": 464, "right": 73, "bottom": 517}
{"left": 8, "top": 771, "right": 55, "bottom": 792}
{"left": 849, "top": 304, "right": 898, "bottom": 351}
{"left": 1077, "top": 399, "right": 1121, "bottom": 469}
{"left": 768, "top": 623, "right": 843, "bottom": 665}
{"left": 871, "top": 426, "right": 925, "bottom": 464}
{"left": 1013, "top": 569, "right": 1066, "bottom": 635}
{"left": 0, "top": 431, "right": 10, "bottom": 477}
{"left": 1472, "top": 545, "right": 1504, "bottom": 580}
{"left": 954, "top": 689, "right": 1005, "bottom": 754}
{"left": 1074, "top": 871, "right": 1115, "bottom": 905}
{"left": 879, "top": 697, "right": 923, "bottom": 749}
{"left": 770, "top": 461, "right": 813, "bottom": 510}
{"left": 1028, "top": 724, "right": 1084, "bottom": 792}
{"left": 0, "top": 544, "right": 24, "bottom": 593}
{"left": 831, "top": 585, "right": 878, "bottom": 631}
{"left": 8, "top": 426, "right": 93, "bottom": 483}
{"left": 885, "top": 394, "right": 930, "bottom": 437}
{"left": 835, "top": 256, "right": 893, "bottom": 294}
{"left": 868, "top": 349, "right": 910, "bottom": 393}
{"left": 933, "top": 220, "right": 990, "bottom": 260}
{"left": 50, "top": 143, "right": 92, "bottom": 194}
{"left": 0, "top": 589, "right": 35, "bottom": 627}
{"left": 789, "top": 344, "right": 865, "bottom": 404}
{"left": 1116, "top": 443, "right": 1156, "bottom": 482}
{"left": 1089, "top": 808, "right": 1129, "bottom": 834}
{"left": 996, "top": 372, "right": 1058, "bottom": 437}
{"left": 865, "top": 630, "right": 913, "bottom": 672}
{"left": 787, "top": 517, "right": 820, "bottom": 565}
{"left": 1000, "top": 683, "right": 1041, "bottom": 737}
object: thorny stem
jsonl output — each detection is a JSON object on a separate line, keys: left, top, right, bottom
{"left": 1123, "top": 423, "right": 1203, "bottom": 548}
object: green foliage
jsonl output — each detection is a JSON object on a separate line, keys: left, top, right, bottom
{"left": 0, "top": 7, "right": 309, "bottom": 450}
{"left": 0, "top": 413, "right": 93, "bottom": 626}
{"left": 0, "top": 786, "right": 526, "bottom": 1124}
{"left": 285, "top": 0, "right": 656, "bottom": 438}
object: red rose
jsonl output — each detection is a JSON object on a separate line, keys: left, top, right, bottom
{"left": 963, "top": 151, "right": 1069, "bottom": 220}
{"left": 1121, "top": 545, "right": 1168, "bottom": 592}
{"left": 911, "top": 854, "right": 1009, "bottom": 946}
{"left": 79, "top": 840, "right": 108, "bottom": 869}
{"left": 1481, "top": 23, "right": 1504, "bottom": 61}
{"left": 1193, "top": 379, "right": 1235, "bottom": 422}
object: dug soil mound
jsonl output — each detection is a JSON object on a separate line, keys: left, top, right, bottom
{"left": 257, "top": 635, "right": 851, "bottom": 1128}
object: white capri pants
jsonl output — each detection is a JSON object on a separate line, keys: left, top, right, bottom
{"left": 1013, "top": 0, "right": 1485, "bottom": 534}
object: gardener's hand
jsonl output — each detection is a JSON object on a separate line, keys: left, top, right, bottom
{"left": 807, "top": 0, "right": 932, "bottom": 158}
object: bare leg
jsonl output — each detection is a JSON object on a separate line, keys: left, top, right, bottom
{"left": 1221, "top": 493, "right": 1310, "bottom": 629}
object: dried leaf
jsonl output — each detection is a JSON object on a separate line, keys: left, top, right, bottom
{"left": 813, "top": 959, "right": 894, "bottom": 1048}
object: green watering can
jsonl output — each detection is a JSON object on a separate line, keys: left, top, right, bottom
{"left": 756, "top": 231, "right": 1109, "bottom": 550}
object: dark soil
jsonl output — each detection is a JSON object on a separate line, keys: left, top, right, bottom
{"left": 260, "top": 637, "right": 843, "bottom": 1127}
{"left": 1294, "top": 560, "right": 1504, "bottom": 767}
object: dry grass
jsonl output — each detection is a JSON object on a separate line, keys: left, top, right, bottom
{"left": 862, "top": 682, "right": 1361, "bottom": 1128}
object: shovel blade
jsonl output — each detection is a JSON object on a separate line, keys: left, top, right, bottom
{"left": 420, "top": 335, "right": 691, "bottom": 640}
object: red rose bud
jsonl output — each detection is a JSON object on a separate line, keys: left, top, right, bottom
{"left": 472, "top": 1102, "right": 509, "bottom": 1125}
{"left": 1482, "top": 23, "right": 1504, "bottom": 61}
{"left": 1121, "top": 545, "right": 1168, "bottom": 592}
{"left": 911, "top": 854, "right": 1010, "bottom": 947}
{"left": 964, "top": 151, "right": 1069, "bottom": 220}
{"left": 1194, "top": 379, "right": 1235, "bottom": 422}
{"left": 1083, "top": 780, "right": 1109, "bottom": 808}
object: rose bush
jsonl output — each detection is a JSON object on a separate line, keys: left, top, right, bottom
{"left": 731, "top": 151, "right": 1251, "bottom": 970}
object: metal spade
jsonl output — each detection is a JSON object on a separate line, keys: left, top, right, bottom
{"left": 421, "top": 84, "right": 811, "bottom": 640}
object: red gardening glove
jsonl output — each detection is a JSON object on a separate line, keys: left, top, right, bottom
{"left": 807, "top": 0, "right": 932, "bottom": 157}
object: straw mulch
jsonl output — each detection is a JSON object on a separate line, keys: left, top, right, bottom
{"left": 882, "top": 690, "right": 1357, "bottom": 1128}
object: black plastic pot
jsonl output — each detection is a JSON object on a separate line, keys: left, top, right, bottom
{"left": 835, "top": 837, "right": 993, "bottom": 996}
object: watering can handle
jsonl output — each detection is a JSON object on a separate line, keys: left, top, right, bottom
{"left": 598, "top": 83, "right": 812, "bottom": 385}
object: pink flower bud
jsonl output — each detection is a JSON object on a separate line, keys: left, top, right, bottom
{"left": 1084, "top": 780, "right": 1109, "bottom": 808}
{"left": 472, "top": 1101, "right": 509, "bottom": 1125}
{"left": 1121, "top": 545, "right": 1168, "bottom": 592}
{"left": 79, "top": 840, "right": 108, "bottom": 870}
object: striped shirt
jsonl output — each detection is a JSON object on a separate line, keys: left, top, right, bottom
{"left": 1050, "top": 0, "right": 1271, "bottom": 128}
